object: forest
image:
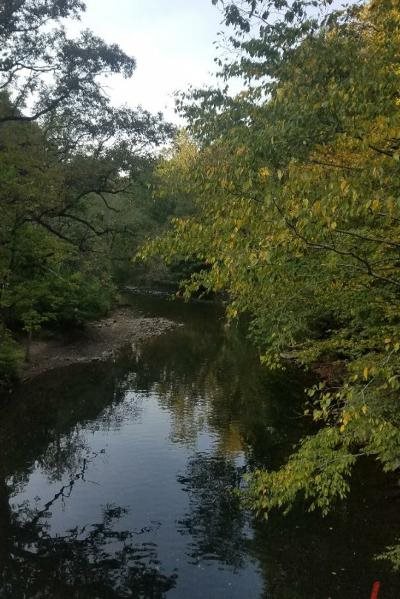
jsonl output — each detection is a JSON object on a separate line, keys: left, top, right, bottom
{"left": 1, "top": 0, "right": 400, "bottom": 585}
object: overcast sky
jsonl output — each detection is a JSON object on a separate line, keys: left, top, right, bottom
{"left": 70, "top": 0, "right": 224, "bottom": 122}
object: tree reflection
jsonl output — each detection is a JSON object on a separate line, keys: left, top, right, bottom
{"left": 0, "top": 304, "right": 316, "bottom": 597}
{"left": 1, "top": 303, "right": 399, "bottom": 597}
{"left": 177, "top": 452, "right": 249, "bottom": 571}
{"left": 0, "top": 498, "right": 177, "bottom": 598}
{"left": 127, "top": 323, "right": 308, "bottom": 465}
{"left": 0, "top": 361, "right": 127, "bottom": 486}
{"left": 0, "top": 361, "right": 177, "bottom": 598}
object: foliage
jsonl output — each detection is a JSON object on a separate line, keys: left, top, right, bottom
{"left": 0, "top": 328, "right": 23, "bottom": 390}
{"left": 377, "top": 542, "right": 400, "bottom": 572}
{"left": 143, "top": 0, "right": 400, "bottom": 568}
{"left": 0, "top": 1, "right": 173, "bottom": 386}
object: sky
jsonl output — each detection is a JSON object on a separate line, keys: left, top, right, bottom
{"left": 69, "top": 0, "right": 225, "bottom": 122}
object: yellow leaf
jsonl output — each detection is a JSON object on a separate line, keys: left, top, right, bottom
{"left": 371, "top": 199, "right": 380, "bottom": 212}
{"left": 258, "top": 166, "right": 270, "bottom": 179}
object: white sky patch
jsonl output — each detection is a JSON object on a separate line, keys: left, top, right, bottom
{"left": 67, "top": 0, "right": 225, "bottom": 123}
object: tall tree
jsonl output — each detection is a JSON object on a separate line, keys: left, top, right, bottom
{"left": 0, "top": 1, "right": 173, "bottom": 384}
{"left": 144, "top": 0, "right": 400, "bottom": 569}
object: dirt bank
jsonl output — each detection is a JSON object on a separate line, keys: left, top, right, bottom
{"left": 22, "top": 309, "right": 179, "bottom": 381}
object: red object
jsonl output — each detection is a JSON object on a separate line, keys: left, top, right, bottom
{"left": 370, "top": 581, "right": 381, "bottom": 599}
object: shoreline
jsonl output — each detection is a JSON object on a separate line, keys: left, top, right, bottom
{"left": 21, "top": 308, "right": 179, "bottom": 381}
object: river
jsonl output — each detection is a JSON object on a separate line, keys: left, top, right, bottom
{"left": 0, "top": 294, "right": 399, "bottom": 598}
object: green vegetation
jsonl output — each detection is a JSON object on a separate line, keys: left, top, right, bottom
{"left": 0, "top": 0, "right": 178, "bottom": 386}
{"left": 2, "top": 0, "right": 399, "bottom": 571}
{"left": 142, "top": 0, "right": 400, "bottom": 567}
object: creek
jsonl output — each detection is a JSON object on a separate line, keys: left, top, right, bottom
{"left": 0, "top": 294, "right": 399, "bottom": 598}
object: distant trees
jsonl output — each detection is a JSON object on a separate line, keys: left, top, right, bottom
{"left": 0, "top": 0, "right": 174, "bottom": 386}
{"left": 144, "top": 0, "right": 400, "bottom": 569}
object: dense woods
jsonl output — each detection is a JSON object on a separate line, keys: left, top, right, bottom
{"left": 0, "top": 0, "right": 180, "bottom": 387}
{"left": 1, "top": 0, "right": 400, "bottom": 575}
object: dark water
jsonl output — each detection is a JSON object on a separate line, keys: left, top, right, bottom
{"left": 0, "top": 295, "right": 399, "bottom": 598}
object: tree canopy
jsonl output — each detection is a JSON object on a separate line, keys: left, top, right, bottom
{"left": 0, "top": 0, "right": 174, "bottom": 386}
{"left": 143, "top": 0, "right": 400, "bottom": 569}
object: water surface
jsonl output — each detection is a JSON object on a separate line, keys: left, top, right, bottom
{"left": 0, "top": 296, "right": 399, "bottom": 598}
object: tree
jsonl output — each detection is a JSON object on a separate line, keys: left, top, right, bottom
{"left": 0, "top": 1, "right": 174, "bottom": 383}
{"left": 143, "top": 0, "right": 400, "bottom": 568}
{"left": 0, "top": 1, "right": 134, "bottom": 123}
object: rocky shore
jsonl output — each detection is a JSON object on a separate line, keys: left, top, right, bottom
{"left": 22, "top": 309, "right": 179, "bottom": 380}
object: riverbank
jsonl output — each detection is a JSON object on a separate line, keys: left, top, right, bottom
{"left": 21, "top": 308, "right": 179, "bottom": 381}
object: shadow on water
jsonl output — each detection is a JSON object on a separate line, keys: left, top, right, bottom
{"left": 0, "top": 293, "right": 399, "bottom": 598}
{"left": 0, "top": 360, "right": 178, "bottom": 598}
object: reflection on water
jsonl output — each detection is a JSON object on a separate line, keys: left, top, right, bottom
{"left": 0, "top": 295, "right": 399, "bottom": 598}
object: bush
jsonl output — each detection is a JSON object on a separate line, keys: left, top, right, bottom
{"left": 0, "top": 328, "right": 23, "bottom": 391}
